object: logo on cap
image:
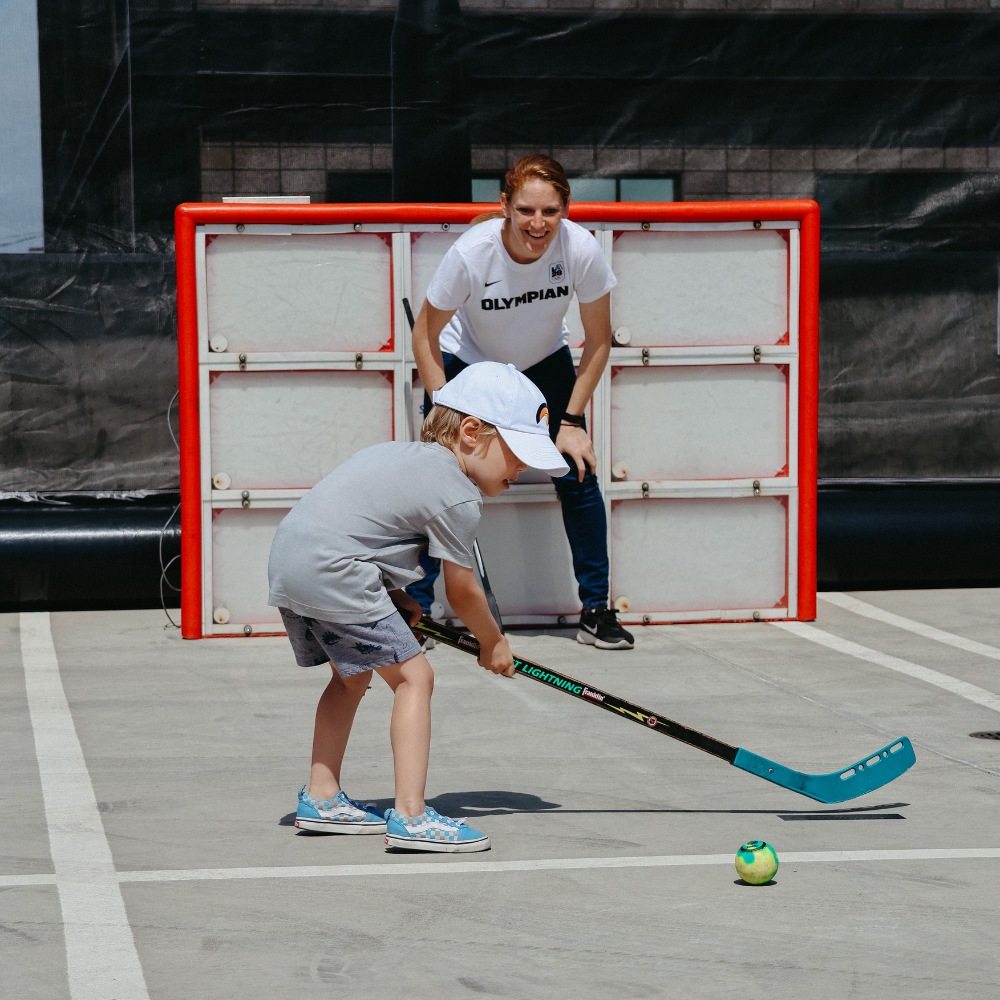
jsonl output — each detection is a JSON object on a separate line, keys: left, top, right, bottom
{"left": 536, "top": 403, "right": 549, "bottom": 426}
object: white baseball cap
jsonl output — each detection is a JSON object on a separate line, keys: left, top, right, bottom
{"left": 432, "top": 362, "right": 570, "bottom": 478}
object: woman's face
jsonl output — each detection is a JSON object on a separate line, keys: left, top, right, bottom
{"left": 500, "top": 178, "right": 568, "bottom": 263}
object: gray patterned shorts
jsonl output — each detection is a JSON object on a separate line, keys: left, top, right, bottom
{"left": 279, "top": 608, "right": 422, "bottom": 678}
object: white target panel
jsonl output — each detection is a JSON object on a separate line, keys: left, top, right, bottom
{"left": 432, "top": 502, "right": 579, "bottom": 620}
{"left": 410, "top": 232, "right": 460, "bottom": 313}
{"left": 611, "top": 230, "right": 788, "bottom": 346}
{"left": 610, "top": 365, "right": 788, "bottom": 482}
{"left": 211, "top": 507, "right": 288, "bottom": 625}
{"left": 610, "top": 497, "right": 788, "bottom": 614}
{"left": 210, "top": 370, "right": 394, "bottom": 490}
{"left": 205, "top": 234, "right": 392, "bottom": 353}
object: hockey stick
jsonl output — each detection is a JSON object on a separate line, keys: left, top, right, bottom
{"left": 402, "top": 296, "right": 506, "bottom": 634}
{"left": 412, "top": 616, "right": 916, "bottom": 804}
{"left": 472, "top": 540, "right": 506, "bottom": 634}
{"left": 401, "top": 295, "right": 418, "bottom": 333}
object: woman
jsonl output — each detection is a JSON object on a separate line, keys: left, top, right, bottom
{"left": 409, "top": 154, "right": 633, "bottom": 650}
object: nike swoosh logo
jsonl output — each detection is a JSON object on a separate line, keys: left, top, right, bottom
{"left": 582, "top": 623, "right": 597, "bottom": 634}
{"left": 485, "top": 280, "right": 502, "bottom": 287}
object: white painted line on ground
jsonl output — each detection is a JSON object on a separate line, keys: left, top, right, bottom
{"left": 116, "top": 848, "right": 1000, "bottom": 883}
{"left": 773, "top": 620, "right": 1000, "bottom": 714}
{"left": 7, "top": 849, "right": 999, "bottom": 890}
{"left": 0, "top": 873, "right": 59, "bottom": 887}
{"left": 820, "top": 592, "right": 1000, "bottom": 662}
{"left": 20, "top": 612, "right": 150, "bottom": 1000}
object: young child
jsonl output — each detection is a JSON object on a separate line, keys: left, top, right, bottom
{"left": 267, "top": 361, "right": 569, "bottom": 852}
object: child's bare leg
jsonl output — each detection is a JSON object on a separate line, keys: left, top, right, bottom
{"left": 308, "top": 667, "right": 372, "bottom": 800}
{"left": 375, "top": 653, "right": 434, "bottom": 816}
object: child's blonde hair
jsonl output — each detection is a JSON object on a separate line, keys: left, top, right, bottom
{"left": 421, "top": 404, "right": 498, "bottom": 450}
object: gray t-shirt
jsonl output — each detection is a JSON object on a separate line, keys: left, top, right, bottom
{"left": 267, "top": 441, "right": 482, "bottom": 623}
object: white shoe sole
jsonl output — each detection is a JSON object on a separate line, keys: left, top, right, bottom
{"left": 576, "top": 628, "right": 634, "bottom": 650}
{"left": 295, "top": 818, "right": 386, "bottom": 835}
{"left": 385, "top": 834, "right": 491, "bottom": 853}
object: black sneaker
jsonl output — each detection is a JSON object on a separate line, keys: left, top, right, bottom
{"left": 577, "top": 608, "right": 634, "bottom": 650}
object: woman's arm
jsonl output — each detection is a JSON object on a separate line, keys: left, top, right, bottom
{"left": 412, "top": 299, "right": 458, "bottom": 393}
{"left": 555, "top": 291, "right": 612, "bottom": 481}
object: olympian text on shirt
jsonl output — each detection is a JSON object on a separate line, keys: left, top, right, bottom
{"left": 481, "top": 286, "right": 571, "bottom": 310}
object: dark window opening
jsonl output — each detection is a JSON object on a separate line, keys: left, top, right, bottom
{"left": 326, "top": 172, "right": 393, "bottom": 203}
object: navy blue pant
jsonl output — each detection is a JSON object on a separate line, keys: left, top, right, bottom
{"left": 407, "top": 346, "right": 609, "bottom": 612}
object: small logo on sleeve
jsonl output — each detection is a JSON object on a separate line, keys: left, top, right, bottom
{"left": 536, "top": 403, "right": 549, "bottom": 426}
{"left": 549, "top": 261, "right": 565, "bottom": 284}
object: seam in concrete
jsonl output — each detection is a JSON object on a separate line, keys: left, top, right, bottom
{"left": 20, "top": 612, "right": 150, "bottom": 1000}
{"left": 819, "top": 593, "right": 1000, "bottom": 662}
{"left": 773, "top": 620, "right": 1000, "bottom": 714}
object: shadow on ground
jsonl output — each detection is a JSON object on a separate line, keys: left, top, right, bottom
{"left": 278, "top": 792, "right": 908, "bottom": 825}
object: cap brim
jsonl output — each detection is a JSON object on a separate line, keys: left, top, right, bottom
{"left": 497, "top": 427, "right": 571, "bottom": 478}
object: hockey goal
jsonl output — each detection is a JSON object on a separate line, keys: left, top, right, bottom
{"left": 175, "top": 200, "right": 818, "bottom": 638}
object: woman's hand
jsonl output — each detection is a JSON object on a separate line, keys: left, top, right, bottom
{"left": 388, "top": 588, "right": 423, "bottom": 626}
{"left": 555, "top": 423, "right": 597, "bottom": 482}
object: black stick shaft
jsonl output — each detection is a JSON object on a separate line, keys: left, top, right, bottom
{"left": 402, "top": 296, "right": 416, "bottom": 330}
{"left": 413, "top": 617, "right": 737, "bottom": 762}
{"left": 472, "top": 540, "right": 505, "bottom": 634}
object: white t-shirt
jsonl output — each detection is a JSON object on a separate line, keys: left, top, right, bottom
{"left": 426, "top": 218, "right": 616, "bottom": 371}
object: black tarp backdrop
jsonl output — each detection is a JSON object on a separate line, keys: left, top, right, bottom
{"left": 3, "top": 2, "right": 1000, "bottom": 609}
{"left": 391, "top": 0, "right": 472, "bottom": 202}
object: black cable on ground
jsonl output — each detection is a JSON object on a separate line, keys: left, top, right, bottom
{"left": 161, "top": 389, "right": 182, "bottom": 628}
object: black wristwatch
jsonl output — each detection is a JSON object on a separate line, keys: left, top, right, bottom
{"left": 560, "top": 412, "right": 587, "bottom": 432}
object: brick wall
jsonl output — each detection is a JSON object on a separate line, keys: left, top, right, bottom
{"left": 201, "top": 140, "right": 1000, "bottom": 202}
{"left": 200, "top": 143, "right": 393, "bottom": 200}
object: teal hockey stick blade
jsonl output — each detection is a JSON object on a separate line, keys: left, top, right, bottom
{"left": 732, "top": 737, "right": 916, "bottom": 804}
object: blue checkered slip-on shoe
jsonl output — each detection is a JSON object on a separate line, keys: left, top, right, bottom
{"left": 295, "top": 786, "right": 386, "bottom": 835}
{"left": 384, "top": 805, "right": 491, "bottom": 853}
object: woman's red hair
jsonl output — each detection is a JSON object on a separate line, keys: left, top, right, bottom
{"left": 501, "top": 154, "right": 571, "bottom": 206}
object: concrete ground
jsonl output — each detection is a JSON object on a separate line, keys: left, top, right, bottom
{"left": 3, "top": 590, "right": 1000, "bottom": 999}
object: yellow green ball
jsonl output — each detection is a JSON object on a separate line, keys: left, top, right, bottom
{"left": 735, "top": 840, "right": 779, "bottom": 884}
